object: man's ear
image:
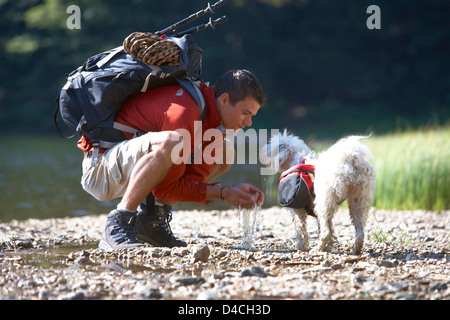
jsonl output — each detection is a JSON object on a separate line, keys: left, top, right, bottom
{"left": 219, "top": 92, "right": 230, "bottom": 106}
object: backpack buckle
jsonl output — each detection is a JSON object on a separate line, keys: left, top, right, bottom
{"left": 91, "top": 140, "right": 100, "bottom": 167}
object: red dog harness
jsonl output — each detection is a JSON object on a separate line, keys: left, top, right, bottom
{"left": 278, "top": 163, "right": 315, "bottom": 212}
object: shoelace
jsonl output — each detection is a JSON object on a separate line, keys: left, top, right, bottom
{"left": 155, "top": 211, "right": 174, "bottom": 240}
{"left": 110, "top": 215, "right": 139, "bottom": 244}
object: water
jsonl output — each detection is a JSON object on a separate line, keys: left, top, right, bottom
{"left": 2, "top": 242, "right": 98, "bottom": 270}
{"left": 238, "top": 206, "right": 303, "bottom": 252}
{"left": 0, "top": 135, "right": 279, "bottom": 221}
{"left": 0, "top": 135, "right": 118, "bottom": 221}
{"left": 239, "top": 205, "right": 263, "bottom": 250}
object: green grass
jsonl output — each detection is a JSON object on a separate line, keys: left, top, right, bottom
{"left": 369, "top": 226, "right": 413, "bottom": 245}
{"left": 364, "top": 126, "right": 450, "bottom": 211}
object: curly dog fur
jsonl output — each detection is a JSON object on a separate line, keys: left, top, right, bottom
{"left": 260, "top": 130, "right": 376, "bottom": 254}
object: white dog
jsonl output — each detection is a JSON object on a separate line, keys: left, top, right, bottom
{"left": 260, "top": 130, "right": 376, "bottom": 255}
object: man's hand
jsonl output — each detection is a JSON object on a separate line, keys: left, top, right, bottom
{"left": 222, "top": 183, "right": 264, "bottom": 209}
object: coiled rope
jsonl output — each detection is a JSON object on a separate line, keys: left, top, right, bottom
{"left": 123, "top": 32, "right": 180, "bottom": 66}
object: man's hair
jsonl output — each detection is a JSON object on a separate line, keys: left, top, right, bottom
{"left": 214, "top": 69, "right": 266, "bottom": 106}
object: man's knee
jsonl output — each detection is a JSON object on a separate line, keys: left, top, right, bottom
{"left": 145, "top": 131, "right": 179, "bottom": 150}
{"left": 147, "top": 131, "right": 183, "bottom": 161}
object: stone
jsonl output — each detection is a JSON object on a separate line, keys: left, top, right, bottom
{"left": 59, "top": 291, "right": 85, "bottom": 300}
{"left": 175, "top": 277, "right": 206, "bottom": 286}
{"left": 377, "top": 259, "right": 398, "bottom": 268}
{"left": 74, "top": 256, "right": 89, "bottom": 266}
{"left": 240, "top": 266, "right": 267, "bottom": 277}
{"left": 192, "top": 244, "right": 210, "bottom": 262}
{"left": 134, "top": 285, "right": 163, "bottom": 299}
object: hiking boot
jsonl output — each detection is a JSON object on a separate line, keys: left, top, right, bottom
{"left": 136, "top": 203, "right": 187, "bottom": 248}
{"left": 98, "top": 209, "right": 144, "bottom": 251}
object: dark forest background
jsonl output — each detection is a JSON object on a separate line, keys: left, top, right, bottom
{"left": 0, "top": 0, "right": 448, "bottom": 139}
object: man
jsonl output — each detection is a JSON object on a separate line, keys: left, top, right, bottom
{"left": 78, "top": 69, "right": 266, "bottom": 250}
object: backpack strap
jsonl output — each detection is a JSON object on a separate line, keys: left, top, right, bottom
{"left": 90, "top": 79, "right": 207, "bottom": 167}
{"left": 112, "top": 122, "right": 139, "bottom": 136}
{"left": 176, "top": 79, "right": 207, "bottom": 121}
{"left": 279, "top": 166, "right": 315, "bottom": 183}
{"left": 95, "top": 46, "right": 125, "bottom": 69}
{"left": 109, "top": 79, "right": 206, "bottom": 139}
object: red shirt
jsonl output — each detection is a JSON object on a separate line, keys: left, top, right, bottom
{"left": 77, "top": 83, "right": 223, "bottom": 204}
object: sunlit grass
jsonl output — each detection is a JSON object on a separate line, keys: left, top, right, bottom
{"left": 365, "top": 126, "right": 449, "bottom": 211}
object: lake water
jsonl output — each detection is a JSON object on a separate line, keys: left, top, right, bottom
{"left": 0, "top": 135, "right": 279, "bottom": 221}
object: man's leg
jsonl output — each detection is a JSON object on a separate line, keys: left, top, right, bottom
{"left": 136, "top": 138, "right": 235, "bottom": 247}
{"left": 97, "top": 131, "right": 182, "bottom": 250}
{"left": 118, "top": 131, "right": 182, "bottom": 211}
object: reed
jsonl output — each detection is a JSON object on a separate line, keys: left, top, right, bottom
{"left": 364, "top": 126, "right": 449, "bottom": 211}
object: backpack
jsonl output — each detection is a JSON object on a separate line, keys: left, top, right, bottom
{"left": 278, "top": 164, "right": 315, "bottom": 213}
{"left": 54, "top": 34, "right": 206, "bottom": 165}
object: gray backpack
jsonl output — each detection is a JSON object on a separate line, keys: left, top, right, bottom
{"left": 54, "top": 34, "right": 206, "bottom": 160}
{"left": 55, "top": 1, "right": 228, "bottom": 168}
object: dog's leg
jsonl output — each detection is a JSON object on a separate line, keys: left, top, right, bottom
{"left": 324, "top": 216, "right": 338, "bottom": 251}
{"left": 315, "top": 201, "right": 338, "bottom": 252}
{"left": 348, "top": 188, "right": 370, "bottom": 255}
{"left": 292, "top": 209, "right": 310, "bottom": 251}
{"left": 317, "top": 218, "right": 331, "bottom": 252}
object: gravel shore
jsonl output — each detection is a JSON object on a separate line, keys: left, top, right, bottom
{"left": 0, "top": 207, "right": 448, "bottom": 300}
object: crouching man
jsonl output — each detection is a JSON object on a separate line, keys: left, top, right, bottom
{"left": 78, "top": 69, "right": 266, "bottom": 250}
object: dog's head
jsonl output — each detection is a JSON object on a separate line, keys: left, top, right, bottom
{"left": 260, "top": 129, "right": 312, "bottom": 172}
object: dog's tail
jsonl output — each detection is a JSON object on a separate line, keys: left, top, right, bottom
{"left": 341, "top": 133, "right": 372, "bottom": 141}
{"left": 332, "top": 134, "right": 373, "bottom": 160}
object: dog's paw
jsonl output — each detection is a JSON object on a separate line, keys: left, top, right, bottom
{"left": 298, "top": 245, "right": 310, "bottom": 252}
{"left": 351, "top": 247, "right": 363, "bottom": 256}
{"left": 310, "top": 246, "right": 325, "bottom": 254}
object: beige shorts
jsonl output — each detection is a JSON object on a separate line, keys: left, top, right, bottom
{"left": 81, "top": 133, "right": 153, "bottom": 202}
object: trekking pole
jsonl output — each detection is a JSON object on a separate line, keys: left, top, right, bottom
{"left": 173, "top": 16, "right": 228, "bottom": 37}
{"left": 156, "top": 0, "right": 226, "bottom": 36}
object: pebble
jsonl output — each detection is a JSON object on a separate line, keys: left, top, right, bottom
{"left": 74, "top": 256, "right": 89, "bottom": 266}
{"left": 197, "top": 292, "right": 216, "bottom": 300}
{"left": 377, "top": 259, "right": 398, "bottom": 268}
{"left": 175, "top": 277, "right": 206, "bottom": 286}
{"left": 241, "top": 266, "right": 267, "bottom": 277}
{"left": 0, "top": 208, "right": 448, "bottom": 300}
{"left": 430, "top": 283, "right": 447, "bottom": 292}
{"left": 191, "top": 244, "right": 210, "bottom": 262}
{"left": 59, "top": 291, "right": 85, "bottom": 300}
{"left": 134, "top": 285, "right": 163, "bottom": 299}
{"left": 350, "top": 273, "right": 367, "bottom": 288}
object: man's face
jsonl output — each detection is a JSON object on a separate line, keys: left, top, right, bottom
{"left": 217, "top": 94, "right": 261, "bottom": 133}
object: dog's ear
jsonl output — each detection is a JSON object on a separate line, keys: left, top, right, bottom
{"left": 259, "top": 139, "right": 281, "bottom": 172}
{"left": 259, "top": 130, "right": 311, "bottom": 172}
{"left": 277, "top": 142, "right": 297, "bottom": 170}
{"left": 278, "top": 130, "right": 313, "bottom": 170}
{"left": 259, "top": 135, "right": 293, "bottom": 172}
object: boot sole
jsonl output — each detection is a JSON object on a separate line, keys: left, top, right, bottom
{"left": 98, "top": 239, "right": 145, "bottom": 251}
{"left": 136, "top": 234, "right": 164, "bottom": 247}
{"left": 98, "top": 239, "right": 113, "bottom": 251}
{"left": 136, "top": 233, "right": 187, "bottom": 248}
